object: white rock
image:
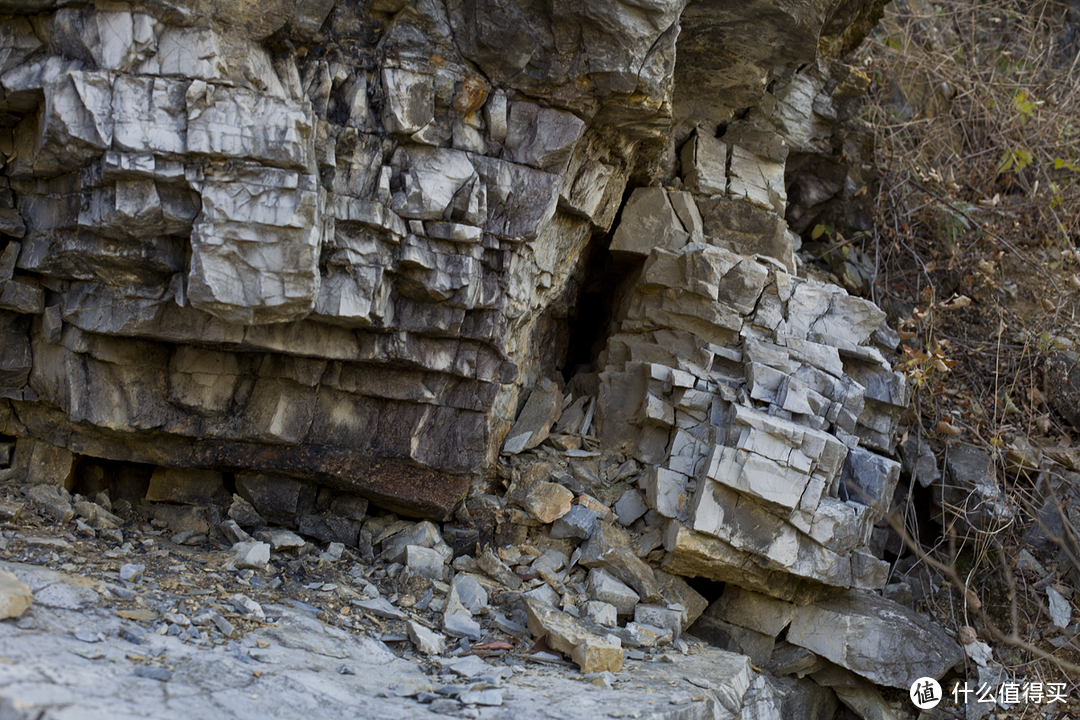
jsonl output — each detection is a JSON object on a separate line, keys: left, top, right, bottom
{"left": 1047, "top": 586, "right": 1071, "bottom": 628}
{"left": 407, "top": 620, "right": 446, "bottom": 655}
{"left": 230, "top": 541, "right": 271, "bottom": 569}
{"left": 230, "top": 593, "right": 265, "bottom": 620}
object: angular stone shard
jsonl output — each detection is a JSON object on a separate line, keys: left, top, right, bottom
{"left": 681, "top": 129, "right": 728, "bottom": 196}
{"left": 503, "top": 102, "right": 585, "bottom": 173}
{"left": 523, "top": 482, "right": 573, "bottom": 524}
{"left": 503, "top": 378, "right": 562, "bottom": 454}
{"left": 580, "top": 522, "right": 662, "bottom": 602}
{"left": 786, "top": 589, "right": 964, "bottom": 688}
{"left": 586, "top": 568, "right": 640, "bottom": 617}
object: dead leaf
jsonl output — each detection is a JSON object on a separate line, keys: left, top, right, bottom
{"left": 938, "top": 294, "right": 972, "bottom": 311}
{"left": 965, "top": 588, "right": 983, "bottom": 611}
{"left": 937, "top": 420, "right": 964, "bottom": 436}
{"left": 1040, "top": 297, "right": 1056, "bottom": 312}
{"left": 958, "top": 626, "right": 978, "bottom": 644}
{"left": 1028, "top": 387, "right": 1046, "bottom": 406}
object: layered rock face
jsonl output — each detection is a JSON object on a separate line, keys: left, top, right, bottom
{"left": 0, "top": 0, "right": 886, "bottom": 522}
{"left": 0, "top": 0, "right": 974, "bottom": 702}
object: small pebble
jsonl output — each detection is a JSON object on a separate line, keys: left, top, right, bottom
{"left": 73, "top": 629, "right": 100, "bottom": 643}
{"left": 134, "top": 666, "right": 172, "bottom": 682}
{"left": 119, "top": 564, "right": 145, "bottom": 583}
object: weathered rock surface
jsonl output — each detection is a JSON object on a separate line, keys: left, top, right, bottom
{"left": 786, "top": 589, "right": 964, "bottom": 688}
{"left": 0, "top": 0, "right": 889, "bottom": 525}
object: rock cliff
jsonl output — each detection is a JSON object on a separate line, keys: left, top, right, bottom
{"left": 0, "top": 0, "right": 981, "bottom": 708}
{"left": 0, "top": 0, "right": 886, "bottom": 519}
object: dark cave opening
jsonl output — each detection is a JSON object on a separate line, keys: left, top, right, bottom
{"left": 559, "top": 186, "right": 646, "bottom": 385}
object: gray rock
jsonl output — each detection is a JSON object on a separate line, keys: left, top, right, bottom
{"left": 609, "top": 188, "right": 689, "bottom": 258}
{"left": 27, "top": 484, "right": 73, "bottom": 524}
{"left": 220, "top": 519, "right": 254, "bottom": 545}
{"left": 550, "top": 504, "right": 598, "bottom": 540}
{"left": 442, "top": 610, "right": 481, "bottom": 640}
{"left": 382, "top": 521, "right": 444, "bottom": 564}
{"left": 503, "top": 379, "right": 562, "bottom": 454}
{"left": 298, "top": 513, "right": 361, "bottom": 547}
{"left": 119, "top": 564, "right": 145, "bottom": 583}
{"left": 448, "top": 574, "right": 488, "bottom": 615}
{"left": 133, "top": 666, "right": 173, "bottom": 682}
{"left": 459, "top": 689, "right": 503, "bottom": 706}
{"left": 786, "top": 589, "right": 964, "bottom": 688}
{"left": 633, "top": 604, "right": 684, "bottom": 639}
{"left": 939, "top": 444, "right": 1016, "bottom": 532}
{"left": 580, "top": 523, "right": 661, "bottom": 602}
{"left": 230, "top": 594, "right": 266, "bottom": 620}
{"left": 586, "top": 568, "right": 640, "bottom": 617}
{"left": 229, "top": 541, "right": 271, "bottom": 570}
{"left": 354, "top": 597, "right": 406, "bottom": 621}
{"left": 687, "top": 614, "right": 775, "bottom": 666}
{"left": 477, "top": 551, "right": 522, "bottom": 590}
{"left": 406, "top": 545, "right": 445, "bottom": 580}
{"left": 145, "top": 467, "right": 229, "bottom": 506}
{"left": 614, "top": 489, "right": 649, "bottom": 526}
{"left": 707, "top": 586, "right": 796, "bottom": 637}
{"left": 254, "top": 528, "right": 305, "bottom": 551}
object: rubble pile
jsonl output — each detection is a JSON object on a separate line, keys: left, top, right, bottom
{"left": 1, "top": 466, "right": 967, "bottom": 719}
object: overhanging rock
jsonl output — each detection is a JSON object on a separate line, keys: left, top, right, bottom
{"left": 0, "top": 0, "right": 889, "bottom": 522}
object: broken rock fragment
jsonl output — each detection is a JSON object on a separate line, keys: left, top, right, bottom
{"left": 524, "top": 598, "right": 623, "bottom": 674}
{"left": 503, "top": 379, "right": 563, "bottom": 454}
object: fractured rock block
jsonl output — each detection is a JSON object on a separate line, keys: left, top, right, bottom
{"left": 586, "top": 568, "right": 640, "bottom": 616}
{"left": 0, "top": 570, "right": 33, "bottom": 620}
{"left": 523, "top": 482, "right": 573, "bottom": 524}
{"left": 503, "top": 101, "right": 585, "bottom": 173}
{"left": 235, "top": 474, "right": 315, "bottom": 528}
{"left": 14, "top": 439, "right": 76, "bottom": 488}
{"left": 786, "top": 589, "right": 964, "bottom": 688}
{"left": 524, "top": 598, "right": 623, "bottom": 674}
{"left": 609, "top": 187, "right": 689, "bottom": 258}
{"left": 688, "top": 614, "right": 774, "bottom": 666}
{"left": 187, "top": 167, "right": 323, "bottom": 325}
{"left": 680, "top": 128, "right": 727, "bottom": 195}
{"left": 707, "top": 586, "right": 796, "bottom": 637}
{"left": 381, "top": 69, "right": 434, "bottom": 137}
{"left": 580, "top": 522, "right": 661, "bottom": 602}
{"left": 839, "top": 446, "right": 900, "bottom": 515}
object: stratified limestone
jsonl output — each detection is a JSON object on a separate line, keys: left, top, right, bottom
{"left": 0, "top": 0, "right": 889, "bottom": 521}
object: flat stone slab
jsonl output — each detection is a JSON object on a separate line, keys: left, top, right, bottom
{"left": 786, "top": 589, "right": 964, "bottom": 688}
{"left": 0, "top": 562, "right": 758, "bottom": 720}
